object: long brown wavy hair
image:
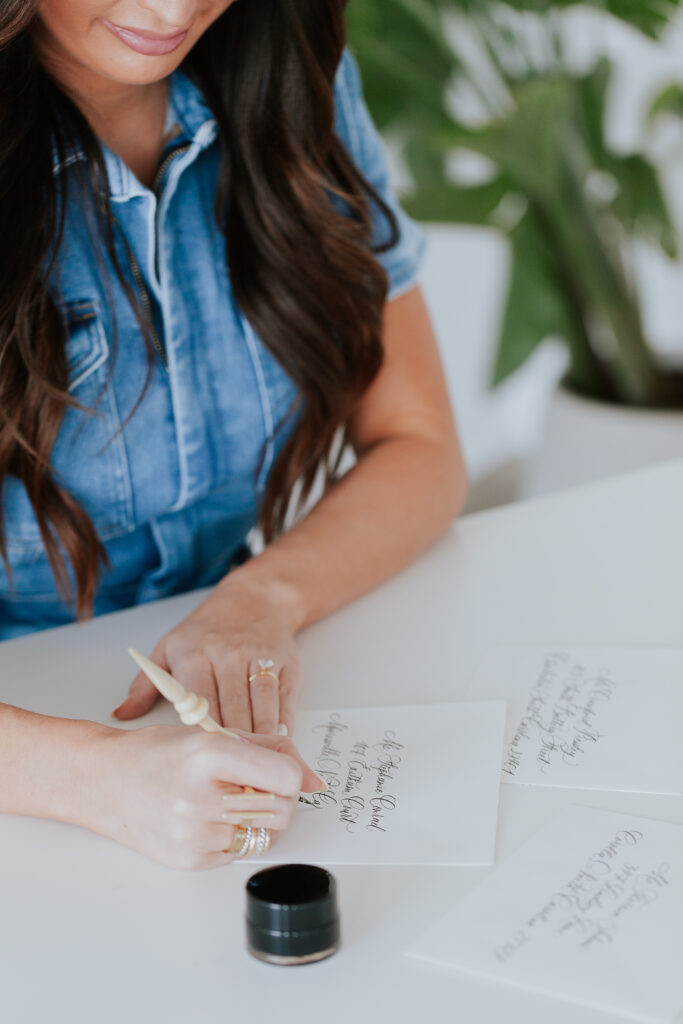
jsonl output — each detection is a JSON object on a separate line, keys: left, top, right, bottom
{"left": 0, "top": 0, "right": 399, "bottom": 617}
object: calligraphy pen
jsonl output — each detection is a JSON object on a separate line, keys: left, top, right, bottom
{"left": 126, "top": 647, "right": 323, "bottom": 802}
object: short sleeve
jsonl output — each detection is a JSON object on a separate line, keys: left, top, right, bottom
{"left": 333, "top": 47, "right": 428, "bottom": 301}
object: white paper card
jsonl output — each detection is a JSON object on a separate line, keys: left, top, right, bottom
{"left": 466, "top": 646, "right": 683, "bottom": 793}
{"left": 259, "top": 701, "right": 506, "bottom": 865}
{"left": 407, "top": 806, "right": 683, "bottom": 1023}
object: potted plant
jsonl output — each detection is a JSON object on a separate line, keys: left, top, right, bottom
{"left": 347, "top": 0, "right": 683, "bottom": 497}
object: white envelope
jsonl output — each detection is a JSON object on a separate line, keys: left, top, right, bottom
{"left": 258, "top": 701, "right": 506, "bottom": 866}
{"left": 407, "top": 806, "right": 683, "bottom": 1023}
{"left": 466, "top": 646, "right": 683, "bottom": 793}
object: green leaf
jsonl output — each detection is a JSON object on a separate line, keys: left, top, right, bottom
{"left": 574, "top": 59, "right": 613, "bottom": 171}
{"left": 389, "top": 0, "right": 455, "bottom": 57}
{"left": 437, "top": 78, "right": 574, "bottom": 204}
{"left": 604, "top": 0, "right": 681, "bottom": 39}
{"left": 347, "top": 0, "right": 683, "bottom": 401}
{"left": 402, "top": 176, "right": 511, "bottom": 222}
{"left": 448, "top": 0, "right": 682, "bottom": 39}
{"left": 346, "top": 0, "right": 456, "bottom": 131}
{"left": 492, "top": 210, "right": 569, "bottom": 384}
{"left": 572, "top": 64, "right": 679, "bottom": 257}
{"left": 609, "top": 154, "right": 679, "bottom": 258}
{"left": 648, "top": 81, "right": 683, "bottom": 122}
{"left": 569, "top": 63, "right": 679, "bottom": 257}
{"left": 402, "top": 130, "right": 450, "bottom": 187}
{"left": 349, "top": 35, "right": 452, "bottom": 128}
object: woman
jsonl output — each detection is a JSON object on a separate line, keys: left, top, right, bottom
{"left": 0, "top": 0, "right": 467, "bottom": 868}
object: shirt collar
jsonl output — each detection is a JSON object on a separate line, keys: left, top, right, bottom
{"left": 51, "top": 66, "right": 217, "bottom": 198}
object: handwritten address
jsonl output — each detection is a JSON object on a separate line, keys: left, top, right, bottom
{"left": 494, "top": 828, "right": 671, "bottom": 963}
{"left": 503, "top": 652, "right": 617, "bottom": 778}
{"left": 305, "top": 713, "right": 404, "bottom": 835}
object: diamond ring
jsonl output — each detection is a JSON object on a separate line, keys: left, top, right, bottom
{"left": 248, "top": 658, "right": 280, "bottom": 685}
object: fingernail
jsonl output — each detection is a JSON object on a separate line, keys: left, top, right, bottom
{"left": 278, "top": 723, "right": 288, "bottom": 737}
{"left": 110, "top": 705, "right": 124, "bottom": 718}
{"left": 315, "top": 776, "right": 328, "bottom": 792}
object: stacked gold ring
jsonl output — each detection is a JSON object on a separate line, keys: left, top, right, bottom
{"left": 229, "top": 825, "right": 272, "bottom": 859}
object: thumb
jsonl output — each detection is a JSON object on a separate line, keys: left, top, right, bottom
{"left": 111, "top": 670, "right": 160, "bottom": 720}
{"left": 299, "top": 761, "right": 329, "bottom": 794}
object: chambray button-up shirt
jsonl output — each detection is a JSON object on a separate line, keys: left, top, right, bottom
{"left": 0, "top": 48, "right": 427, "bottom": 640}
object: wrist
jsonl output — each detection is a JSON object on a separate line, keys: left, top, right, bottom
{"left": 0, "top": 704, "right": 119, "bottom": 831}
{"left": 56, "top": 719, "right": 122, "bottom": 834}
{"left": 215, "top": 562, "right": 307, "bottom": 633}
{"left": 73, "top": 723, "right": 134, "bottom": 840}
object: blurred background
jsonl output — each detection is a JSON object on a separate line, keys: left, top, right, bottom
{"left": 346, "top": 0, "right": 683, "bottom": 512}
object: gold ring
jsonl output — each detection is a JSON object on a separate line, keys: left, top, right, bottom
{"left": 254, "top": 826, "right": 272, "bottom": 857}
{"left": 228, "top": 825, "right": 253, "bottom": 857}
{"left": 227, "top": 825, "right": 271, "bottom": 859}
{"left": 248, "top": 657, "right": 280, "bottom": 685}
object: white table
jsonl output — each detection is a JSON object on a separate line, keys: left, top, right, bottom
{"left": 2, "top": 461, "right": 682, "bottom": 1024}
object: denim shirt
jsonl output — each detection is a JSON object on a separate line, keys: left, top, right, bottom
{"left": 0, "top": 48, "right": 427, "bottom": 640}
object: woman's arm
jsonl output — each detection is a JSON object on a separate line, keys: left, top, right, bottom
{"left": 0, "top": 701, "right": 321, "bottom": 869}
{"left": 0, "top": 702, "right": 110, "bottom": 825}
{"left": 226, "top": 282, "right": 467, "bottom": 628}
{"left": 115, "top": 283, "right": 467, "bottom": 732}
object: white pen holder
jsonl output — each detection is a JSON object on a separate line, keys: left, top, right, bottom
{"left": 127, "top": 647, "right": 238, "bottom": 738}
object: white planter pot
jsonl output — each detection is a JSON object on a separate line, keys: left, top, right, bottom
{"left": 522, "top": 384, "right": 683, "bottom": 498}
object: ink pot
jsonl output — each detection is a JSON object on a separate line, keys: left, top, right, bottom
{"left": 245, "top": 864, "right": 340, "bottom": 966}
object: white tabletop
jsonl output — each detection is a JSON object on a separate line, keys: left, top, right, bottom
{"left": 2, "top": 461, "right": 682, "bottom": 1024}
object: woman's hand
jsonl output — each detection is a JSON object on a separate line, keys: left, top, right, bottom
{"left": 112, "top": 575, "right": 303, "bottom": 736}
{"left": 90, "top": 725, "right": 323, "bottom": 870}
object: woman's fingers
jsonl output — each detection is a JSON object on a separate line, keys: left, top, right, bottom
{"left": 218, "top": 790, "right": 291, "bottom": 826}
{"left": 207, "top": 733, "right": 304, "bottom": 796}
{"left": 111, "top": 672, "right": 159, "bottom": 719}
{"left": 172, "top": 652, "right": 222, "bottom": 725}
{"left": 241, "top": 733, "right": 326, "bottom": 794}
{"left": 276, "top": 662, "right": 299, "bottom": 739}
{"left": 203, "top": 826, "right": 281, "bottom": 862}
{"left": 200, "top": 850, "right": 237, "bottom": 869}
{"left": 214, "top": 655, "right": 253, "bottom": 733}
{"left": 215, "top": 798, "right": 290, "bottom": 829}
{"left": 248, "top": 658, "right": 282, "bottom": 736}
{"left": 218, "top": 812, "right": 275, "bottom": 827}
{"left": 112, "top": 642, "right": 167, "bottom": 719}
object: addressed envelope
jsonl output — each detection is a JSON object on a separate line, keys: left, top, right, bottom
{"left": 259, "top": 701, "right": 506, "bottom": 866}
{"left": 466, "top": 646, "right": 683, "bottom": 794}
{"left": 407, "top": 806, "right": 683, "bottom": 1023}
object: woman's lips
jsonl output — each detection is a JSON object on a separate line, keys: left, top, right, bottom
{"left": 101, "top": 19, "right": 189, "bottom": 56}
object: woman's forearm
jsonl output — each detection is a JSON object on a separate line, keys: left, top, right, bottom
{"left": 0, "top": 702, "right": 322, "bottom": 868}
{"left": 223, "top": 433, "right": 467, "bottom": 632}
{"left": 0, "top": 702, "right": 111, "bottom": 826}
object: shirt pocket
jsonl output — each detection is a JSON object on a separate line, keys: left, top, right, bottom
{"left": 0, "top": 297, "right": 135, "bottom": 593}
{"left": 63, "top": 299, "right": 109, "bottom": 390}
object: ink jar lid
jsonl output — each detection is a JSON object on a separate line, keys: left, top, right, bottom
{"left": 245, "top": 864, "right": 340, "bottom": 966}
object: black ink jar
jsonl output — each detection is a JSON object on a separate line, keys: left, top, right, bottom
{"left": 245, "top": 864, "right": 340, "bottom": 965}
